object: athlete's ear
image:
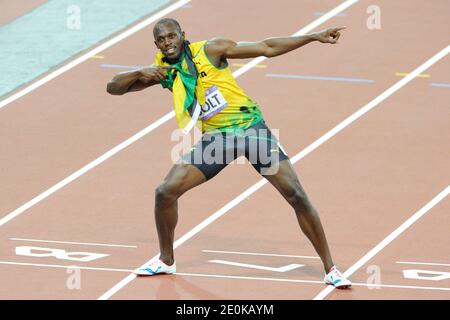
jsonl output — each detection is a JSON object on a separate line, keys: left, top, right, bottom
{"left": 181, "top": 31, "right": 185, "bottom": 41}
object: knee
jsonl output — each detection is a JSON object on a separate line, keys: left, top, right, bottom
{"left": 286, "top": 187, "right": 311, "bottom": 211}
{"left": 155, "top": 183, "right": 179, "bottom": 207}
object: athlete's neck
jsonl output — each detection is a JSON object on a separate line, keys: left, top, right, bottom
{"left": 166, "top": 57, "right": 181, "bottom": 64}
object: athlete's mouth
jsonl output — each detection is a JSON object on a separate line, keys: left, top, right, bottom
{"left": 166, "top": 46, "right": 177, "bottom": 55}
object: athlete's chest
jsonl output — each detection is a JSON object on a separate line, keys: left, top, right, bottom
{"left": 192, "top": 60, "right": 213, "bottom": 81}
{"left": 192, "top": 55, "right": 226, "bottom": 84}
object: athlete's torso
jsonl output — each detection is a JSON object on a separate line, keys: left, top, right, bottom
{"left": 156, "top": 40, "right": 263, "bottom": 133}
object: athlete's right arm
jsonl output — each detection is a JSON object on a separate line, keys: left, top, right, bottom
{"left": 106, "top": 65, "right": 172, "bottom": 95}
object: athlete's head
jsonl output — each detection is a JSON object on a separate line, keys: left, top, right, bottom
{"left": 153, "top": 18, "right": 185, "bottom": 62}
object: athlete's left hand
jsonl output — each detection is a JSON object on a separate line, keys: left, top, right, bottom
{"left": 315, "top": 27, "right": 346, "bottom": 44}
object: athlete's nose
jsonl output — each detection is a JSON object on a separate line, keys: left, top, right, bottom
{"left": 163, "top": 37, "right": 172, "bottom": 48}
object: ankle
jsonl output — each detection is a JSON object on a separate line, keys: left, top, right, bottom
{"left": 326, "top": 265, "right": 336, "bottom": 274}
{"left": 159, "top": 256, "right": 175, "bottom": 266}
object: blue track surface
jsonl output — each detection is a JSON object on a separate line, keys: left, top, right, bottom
{"left": 0, "top": 0, "right": 169, "bottom": 97}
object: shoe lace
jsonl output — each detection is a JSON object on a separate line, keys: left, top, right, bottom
{"left": 145, "top": 260, "right": 161, "bottom": 269}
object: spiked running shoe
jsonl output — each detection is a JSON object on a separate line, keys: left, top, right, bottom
{"left": 324, "top": 266, "right": 352, "bottom": 289}
{"left": 134, "top": 259, "right": 176, "bottom": 276}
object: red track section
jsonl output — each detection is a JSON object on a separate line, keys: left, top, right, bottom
{"left": 0, "top": 0, "right": 48, "bottom": 26}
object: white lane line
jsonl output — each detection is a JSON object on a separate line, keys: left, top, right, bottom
{"left": 97, "top": 0, "right": 365, "bottom": 300}
{"left": 396, "top": 261, "right": 450, "bottom": 267}
{"left": 0, "top": 0, "right": 358, "bottom": 225}
{"left": 177, "top": 272, "right": 322, "bottom": 285}
{"left": 1, "top": 260, "right": 448, "bottom": 292}
{"left": 175, "top": 272, "right": 450, "bottom": 292}
{"left": 10, "top": 238, "right": 137, "bottom": 248}
{"left": 99, "top": 42, "right": 450, "bottom": 300}
{"left": 0, "top": 0, "right": 192, "bottom": 110}
{"left": 231, "top": 0, "right": 359, "bottom": 78}
{"left": 291, "top": 44, "right": 450, "bottom": 164}
{"left": 313, "top": 184, "right": 450, "bottom": 300}
{"left": 203, "top": 249, "right": 320, "bottom": 259}
{"left": 0, "top": 261, "right": 133, "bottom": 273}
{"left": 208, "top": 260, "right": 304, "bottom": 272}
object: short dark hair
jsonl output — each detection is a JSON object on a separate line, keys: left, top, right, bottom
{"left": 153, "top": 18, "right": 182, "bottom": 35}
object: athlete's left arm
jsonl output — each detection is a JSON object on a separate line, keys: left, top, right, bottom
{"left": 205, "top": 27, "right": 345, "bottom": 60}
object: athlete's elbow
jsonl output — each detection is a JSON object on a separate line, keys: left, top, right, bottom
{"left": 264, "top": 48, "right": 278, "bottom": 58}
{"left": 106, "top": 82, "right": 125, "bottom": 95}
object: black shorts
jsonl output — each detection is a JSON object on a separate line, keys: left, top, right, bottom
{"left": 181, "top": 120, "right": 289, "bottom": 180}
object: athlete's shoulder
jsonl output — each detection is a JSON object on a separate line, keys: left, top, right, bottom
{"left": 192, "top": 38, "right": 234, "bottom": 53}
{"left": 203, "top": 38, "right": 237, "bottom": 57}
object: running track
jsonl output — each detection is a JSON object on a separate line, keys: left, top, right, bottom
{"left": 0, "top": 0, "right": 449, "bottom": 300}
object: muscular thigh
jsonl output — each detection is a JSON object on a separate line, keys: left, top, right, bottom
{"left": 160, "top": 162, "right": 207, "bottom": 196}
{"left": 180, "top": 132, "right": 233, "bottom": 181}
{"left": 243, "top": 120, "right": 290, "bottom": 176}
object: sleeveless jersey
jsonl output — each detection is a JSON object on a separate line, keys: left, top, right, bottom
{"left": 154, "top": 40, "right": 263, "bottom": 133}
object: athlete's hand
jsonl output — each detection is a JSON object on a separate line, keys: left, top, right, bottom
{"left": 314, "top": 27, "right": 346, "bottom": 44}
{"left": 139, "top": 65, "right": 174, "bottom": 83}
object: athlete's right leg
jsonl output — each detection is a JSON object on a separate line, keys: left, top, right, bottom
{"left": 155, "top": 162, "right": 206, "bottom": 265}
{"left": 155, "top": 130, "right": 230, "bottom": 266}
{"left": 137, "top": 131, "right": 230, "bottom": 275}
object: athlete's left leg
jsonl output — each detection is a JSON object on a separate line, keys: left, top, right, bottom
{"left": 263, "top": 159, "right": 334, "bottom": 273}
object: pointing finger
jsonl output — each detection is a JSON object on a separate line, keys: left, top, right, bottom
{"left": 335, "top": 26, "right": 347, "bottom": 31}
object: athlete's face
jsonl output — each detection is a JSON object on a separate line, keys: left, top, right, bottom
{"left": 153, "top": 23, "right": 185, "bottom": 62}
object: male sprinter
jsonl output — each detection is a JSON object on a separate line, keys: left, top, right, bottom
{"left": 107, "top": 18, "right": 351, "bottom": 289}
